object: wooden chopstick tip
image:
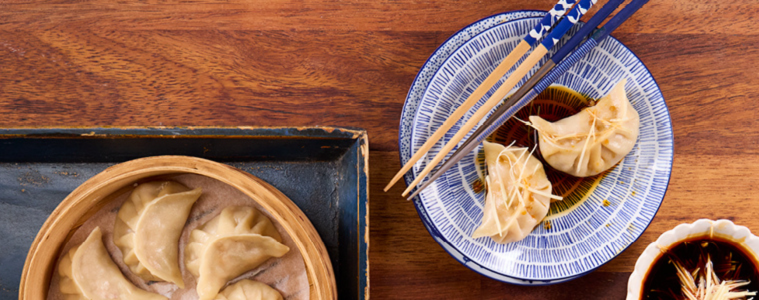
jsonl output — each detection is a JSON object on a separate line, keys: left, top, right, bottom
{"left": 401, "top": 185, "right": 412, "bottom": 197}
{"left": 383, "top": 170, "right": 405, "bottom": 192}
{"left": 382, "top": 182, "right": 392, "bottom": 192}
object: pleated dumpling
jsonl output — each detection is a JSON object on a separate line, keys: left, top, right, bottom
{"left": 215, "top": 280, "right": 283, "bottom": 300}
{"left": 472, "top": 142, "right": 562, "bottom": 244}
{"left": 185, "top": 206, "right": 290, "bottom": 300}
{"left": 528, "top": 78, "right": 640, "bottom": 177}
{"left": 58, "top": 227, "right": 168, "bottom": 300}
{"left": 114, "top": 181, "right": 202, "bottom": 288}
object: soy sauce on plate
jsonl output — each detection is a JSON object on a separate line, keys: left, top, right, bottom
{"left": 477, "top": 85, "right": 610, "bottom": 217}
{"left": 642, "top": 236, "right": 759, "bottom": 299}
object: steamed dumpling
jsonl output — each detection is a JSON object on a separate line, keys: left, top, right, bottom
{"left": 185, "top": 206, "right": 290, "bottom": 300}
{"left": 114, "top": 181, "right": 202, "bottom": 288}
{"left": 215, "top": 280, "right": 283, "bottom": 300}
{"left": 58, "top": 227, "right": 167, "bottom": 300}
{"left": 529, "top": 78, "right": 640, "bottom": 177}
{"left": 472, "top": 142, "right": 561, "bottom": 244}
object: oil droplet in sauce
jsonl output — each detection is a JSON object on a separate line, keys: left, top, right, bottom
{"left": 543, "top": 220, "right": 552, "bottom": 230}
{"left": 472, "top": 179, "right": 484, "bottom": 193}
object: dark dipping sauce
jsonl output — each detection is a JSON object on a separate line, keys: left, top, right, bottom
{"left": 475, "top": 85, "right": 612, "bottom": 217}
{"left": 642, "top": 236, "right": 759, "bottom": 299}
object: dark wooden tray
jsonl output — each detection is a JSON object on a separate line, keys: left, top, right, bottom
{"left": 0, "top": 126, "right": 369, "bottom": 300}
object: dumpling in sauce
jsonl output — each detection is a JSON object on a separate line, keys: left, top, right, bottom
{"left": 57, "top": 227, "right": 167, "bottom": 300}
{"left": 472, "top": 142, "right": 561, "bottom": 244}
{"left": 528, "top": 78, "right": 640, "bottom": 177}
{"left": 185, "top": 206, "right": 290, "bottom": 300}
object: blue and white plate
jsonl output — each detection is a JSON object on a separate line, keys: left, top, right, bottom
{"left": 399, "top": 11, "right": 674, "bottom": 285}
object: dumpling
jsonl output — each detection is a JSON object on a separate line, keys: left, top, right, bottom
{"left": 528, "top": 78, "right": 640, "bottom": 177}
{"left": 114, "top": 181, "right": 202, "bottom": 288}
{"left": 57, "top": 227, "right": 168, "bottom": 300}
{"left": 472, "top": 141, "right": 561, "bottom": 244}
{"left": 185, "top": 206, "right": 290, "bottom": 300}
{"left": 215, "top": 280, "right": 283, "bottom": 300}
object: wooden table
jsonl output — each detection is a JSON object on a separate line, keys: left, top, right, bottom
{"left": 2, "top": 0, "right": 757, "bottom": 298}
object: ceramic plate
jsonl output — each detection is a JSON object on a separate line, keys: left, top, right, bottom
{"left": 399, "top": 11, "right": 674, "bottom": 285}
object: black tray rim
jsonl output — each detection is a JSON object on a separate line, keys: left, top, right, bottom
{"left": 0, "top": 125, "right": 370, "bottom": 300}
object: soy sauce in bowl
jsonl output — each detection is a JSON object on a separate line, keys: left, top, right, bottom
{"left": 642, "top": 236, "right": 759, "bottom": 299}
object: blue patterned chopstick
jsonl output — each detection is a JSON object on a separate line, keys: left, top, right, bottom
{"left": 523, "top": 0, "right": 577, "bottom": 46}
{"left": 538, "top": 0, "right": 598, "bottom": 51}
{"left": 439, "top": 0, "right": 625, "bottom": 162}
{"left": 384, "top": 0, "right": 577, "bottom": 192}
{"left": 407, "top": 0, "right": 649, "bottom": 200}
{"left": 401, "top": 0, "right": 602, "bottom": 197}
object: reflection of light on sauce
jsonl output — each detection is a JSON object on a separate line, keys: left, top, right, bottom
{"left": 602, "top": 199, "right": 611, "bottom": 207}
{"left": 477, "top": 85, "right": 610, "bottom": 218}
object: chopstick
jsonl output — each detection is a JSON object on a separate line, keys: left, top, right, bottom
{"left": 404, "top": 0, "right": 626, "bottom": 198}
{"left": 382, "top": 0, "right": 577, "bottom": 192}
{"left": 406, "top": 0, "right": 650, "bottom": 200}
{"left": 401, "top": 0, "right": 598, "bottom": 197}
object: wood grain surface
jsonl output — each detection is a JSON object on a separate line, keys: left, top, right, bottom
{"left": 2, "top": 0, "right": 759, "bottom": 298}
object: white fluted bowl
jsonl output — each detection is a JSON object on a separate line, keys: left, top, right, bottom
{"left": 627, "top": 219, "right": 759, "bottom": 299}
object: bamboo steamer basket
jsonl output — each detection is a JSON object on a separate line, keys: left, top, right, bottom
{"left": 19, "top": 156, "right": 336, "bottom": 300}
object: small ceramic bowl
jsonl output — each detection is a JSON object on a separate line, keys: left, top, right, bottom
{"left": 400, "top": 10, "right": 673, "bottom": 284}
{"left": 627, "top": 219, "right": 759, "bottom": 299}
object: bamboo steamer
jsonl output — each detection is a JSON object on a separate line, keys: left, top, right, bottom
{"left": 19, "top": 156, "right": 336, "bottom": 300}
